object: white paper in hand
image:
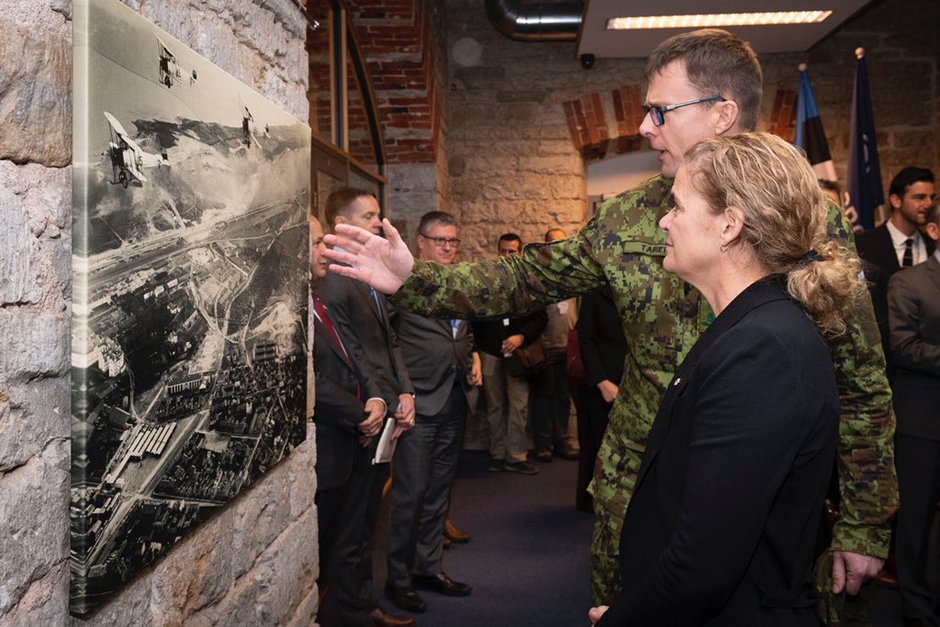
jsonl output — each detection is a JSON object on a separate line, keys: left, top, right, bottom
{"left": 372, "top": 417, "right": 398, "bottom": 465}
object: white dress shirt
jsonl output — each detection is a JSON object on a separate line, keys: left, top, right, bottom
{"left": 886, "top": 220, "right": 928, "bottom": 266}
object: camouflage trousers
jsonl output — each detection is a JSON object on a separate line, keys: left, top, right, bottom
{"left": 590, "top": 447, "right": 644, "bottom": 605}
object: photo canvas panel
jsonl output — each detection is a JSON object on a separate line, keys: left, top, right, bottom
{"left": 71, "top": 0, "right": 310, "bottom": 615}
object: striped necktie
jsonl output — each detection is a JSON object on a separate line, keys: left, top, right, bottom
{"left": 902, "top": 238, "right": 913, "bottom": 267}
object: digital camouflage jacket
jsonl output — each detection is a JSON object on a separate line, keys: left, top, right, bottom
{"left": 392, "top": 175, "right": 898, "bottom": 558}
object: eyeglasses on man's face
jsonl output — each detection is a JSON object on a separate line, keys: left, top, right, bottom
{"left": 420, "top": 234, "right": 461, "bottom": 248}
{"left": 642, "top": 96, "right": 726, "bottom": 127}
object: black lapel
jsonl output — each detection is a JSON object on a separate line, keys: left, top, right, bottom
{"left": 880, "top": 226, "right": 901, "bottom": 273}
{"left": 354, "top": 280, "right": 385, "bottom": 325}
{"left": 633, "top": 277, "right": 791, "bottom": 488}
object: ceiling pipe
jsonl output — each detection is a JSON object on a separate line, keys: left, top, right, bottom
{"left": 485, "top": 0, "right": 584, "bottom": 42}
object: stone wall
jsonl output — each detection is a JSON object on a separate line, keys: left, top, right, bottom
{"left": 441, "top": 0, "right": 939, "bottom": 259}
{"left": 443, "top": 1, "right": 593, "bottom": 261}
{"left": 0, "top": 0, "right": 318, "bottom": 624}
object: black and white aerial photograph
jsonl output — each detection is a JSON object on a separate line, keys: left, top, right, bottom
{"left": 70, "top": 0, "right": 310, "bottom": 615}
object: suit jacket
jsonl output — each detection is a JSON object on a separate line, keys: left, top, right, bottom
{"left": 856, "top": 224, "right": 934, "bottom": 378}
{"left": 856, "top": 223, "right": 933, "bottom": 275}
{"left": 312, "top": 308, "right": 383, "bottom": 491}
{"left": 888, "top": 254, "right": 940, "bottom": 439}
{"left": 392, "top": 310, "right": 475, "bottom": 417}
{"left": 319, "top": 272, "right": 413, "bottom": 409}
{"left": 577, "top": 288, "right": 628, "bottom": 388}
{"left": 598, "top": 278, "right": 838, "bottom": 627}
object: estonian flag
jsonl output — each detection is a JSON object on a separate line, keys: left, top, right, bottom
{"left": 794, "top": 65, "right": 837, "bottom": 182}
{"left": 846, "top": 48, "right": 885, "bottom": 229}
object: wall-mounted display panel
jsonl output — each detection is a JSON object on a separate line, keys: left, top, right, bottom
{"left": 71, "top": 0, "right": 310, "bottom": 615}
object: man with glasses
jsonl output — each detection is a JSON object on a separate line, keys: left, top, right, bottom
{"left": 323, "top": 28, "right": 897, "bottom": 609}
{"left": 384, "top": 212, "right": 481, "bottom": 613}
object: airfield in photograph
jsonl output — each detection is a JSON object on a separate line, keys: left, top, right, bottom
{"left": 70, "top": 0, "right": 310, "bottom": 615}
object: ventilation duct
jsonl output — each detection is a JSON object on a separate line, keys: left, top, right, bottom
{"left": 485, "top": 0, "right": 584, "bottom": 42}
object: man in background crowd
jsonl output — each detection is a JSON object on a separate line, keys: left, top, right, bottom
{"left": 887, "top": 202, "right": 940, "bottom": 627}
{"left": 856, "top": 167, "right": 936, "bottom": 380}
{"left": 472, "top": 233, "right": 546, "bottom": 475}
{"left": 319, "top": 188, "right": 417, "bottom": 627}
{"left": 385, "top": 211, "right": 480, "bottom": 613}
{"left": 532, "top": 227, "right": 579, "bottom": 463}
{"left": 310, "top": 215, "right": 410, "bottom": 627}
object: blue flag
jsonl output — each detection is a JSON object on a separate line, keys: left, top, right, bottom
{"left": 794, "top": 67, "right": 837, "bottom": 182}
{"left": 846, "top": 51, "right": 884, "bottom": 229}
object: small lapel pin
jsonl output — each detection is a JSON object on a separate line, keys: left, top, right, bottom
{"left": 673, "top": 377, "right": 682, "bottom": 386}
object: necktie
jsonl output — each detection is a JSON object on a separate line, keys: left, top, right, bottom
{"left": 902, "top": 238, "right": 913, "bottom": 267}
{"left": 370, "top": 287, "right": 384, "bottom": 320}
{"left": 312, "top": 297, "right": 361, "bottom": 399}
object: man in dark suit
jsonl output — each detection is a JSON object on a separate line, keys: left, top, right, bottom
{"left": 318, "top": 189, "right": 417, "bottom": 627}
{"left": 384, "top": 212, "right": 481, "bottom": 613}
{"left": 575, "top": 288, "right": 628, "bottom": 514}
{"left": 856, "top": 167, "right": 936, "bottom": 378}
{"left": 888, "top": 203, "right": 940, "bottom": 627}
{"left": 310, "top": 216, "right": 406, "bottom": 627}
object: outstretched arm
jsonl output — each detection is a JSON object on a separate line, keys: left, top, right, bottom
{"left": 323, "top": 219, "right": 415, "bottom": 294}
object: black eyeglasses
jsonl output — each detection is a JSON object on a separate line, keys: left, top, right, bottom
{"left": 642, "top": 96, "right": 726, "bottom": 127}
{"left": 420, "top": 234, "right": 461, "bottom": 248}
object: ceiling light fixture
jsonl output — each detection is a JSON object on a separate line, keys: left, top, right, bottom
{"left": 606, "top": 11, "right": 833, "bottom": 30}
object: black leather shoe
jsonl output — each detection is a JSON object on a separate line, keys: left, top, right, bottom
{"left": 384, "top": 583, "right": 427, "bottom": 613}
{"left": 413, "top": 572, "right": 472, "bottom": 596}
{"left": 371, "top": 607, "right": 417, "bottom": 627}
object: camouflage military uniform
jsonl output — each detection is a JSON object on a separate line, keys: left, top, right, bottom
{"left": 392, "top": 175, "right": 898, "bottom": 604}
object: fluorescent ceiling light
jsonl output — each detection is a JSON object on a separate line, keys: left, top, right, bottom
{"left": 606, "top": 11, "right": 833, "bottom": 30}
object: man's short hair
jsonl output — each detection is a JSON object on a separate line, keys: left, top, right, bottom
{"left": 888, "top": 167, "right": 935, "bottom": 198}
{"left": 324, "top": 187, "right": 376, "bottom": 228}
{"left": 544, "top": 227, "right": 566, "bottom": 242}
{"left": 818, "top": 179, "right": 842, "bottom": 196}
{"left": 498, "top": 232, "right": 523, "bottom": 247}
{"left": 418, "top": 211, "right": 457, "bottom": 236}
{"left": 646, "top": 28, "right": 762, "bottom": 132}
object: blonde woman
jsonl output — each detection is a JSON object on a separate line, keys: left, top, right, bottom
{"left": 591, "top": 133, "right": 863, "bottom": 626}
